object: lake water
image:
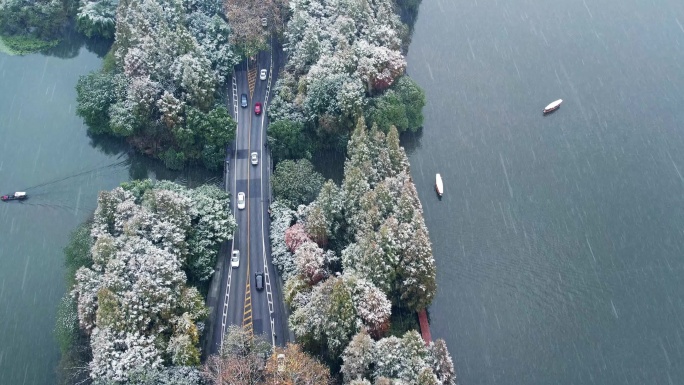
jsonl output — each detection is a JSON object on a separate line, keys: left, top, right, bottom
{"left": 0, "top": 40, "right": 216, "bottom": 384}
{"left": 404, "top": 0, "right": 684, "bottom": 384}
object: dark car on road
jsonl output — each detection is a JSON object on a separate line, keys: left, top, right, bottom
{"left": 255, "top": 272, "right": 264, "bottom": 291}
{"left": 254, "top": 102, "right": 262, "bottom": 115}
{"left": 241, "top": 94, "right": 247, "bottom": 108}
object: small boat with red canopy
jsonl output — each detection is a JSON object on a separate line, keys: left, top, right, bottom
{"left": 1, "top": 192, "right": 27, "bottom": 201}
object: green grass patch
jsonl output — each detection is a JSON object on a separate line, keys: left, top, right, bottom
{"left": 0, "top": 34, "right": 59, "bottom": 55}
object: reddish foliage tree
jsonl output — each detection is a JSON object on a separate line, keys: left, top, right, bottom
{"left": 284, "top": 223, "right": 310, "bottom": 253}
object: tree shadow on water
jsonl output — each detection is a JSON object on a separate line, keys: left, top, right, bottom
{"left": 87, "top": 132, "right": 222, "bottom": 187}
{"left": 41, "top": 25, "right": 112, "bottom": 59}
{"left": 400, "top": 128, "right": 423, "bottom": 157}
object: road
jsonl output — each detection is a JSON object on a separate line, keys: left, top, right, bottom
{"left": 207, "top": 48, "right": 290, "bottom": 356}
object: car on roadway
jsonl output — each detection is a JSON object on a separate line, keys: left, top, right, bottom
{"left": 241, "top": 93, "right": 247, "bottom": 108}
{"left": 255, "top": 272, "right": 264, "bottom": 291}
{"left": 237, "top": 192, "right": 245, "bottom": 210}
{"left": 254, "top": 102, "right": 262, "bottom": 115}
{"left": 260, "top": 69, "right": 267, "bottom": 81}
{"left": 251, "top": 152, "right": 258, "bottom": 165}
{"left": 231, "top": 250, "right": 240, "bottom": 268}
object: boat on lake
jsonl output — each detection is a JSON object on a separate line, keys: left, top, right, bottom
{"left": 1, "top": 192, "right": 27, "bottom": 201}
{"left": 435, "top": 174, "right": 443, "bottom": 197}
{"left": 543, "top": 99, "right": 563, "bottom": 114}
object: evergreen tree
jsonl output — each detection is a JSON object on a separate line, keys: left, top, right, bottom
{"left": 341, "top": 331, "right": 375, "bottom": 383}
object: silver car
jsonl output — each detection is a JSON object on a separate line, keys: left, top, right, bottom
{"left": 260, "top": 69, "right": 267, "bottom": 81}
{"left": 251, "top": 152, "right": 258, "bottom": 165}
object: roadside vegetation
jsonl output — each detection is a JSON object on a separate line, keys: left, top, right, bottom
{"left": 267, "top": 0, "right": 426, "bottom": 162}
{"left": 75, "top": 0, "right": 240, "bottom": 170}
{"left": 55, "top": 180, "right": 235, "bottom": 384}
{"left": 269, "top": 121, "right": 455, "bottom": 384}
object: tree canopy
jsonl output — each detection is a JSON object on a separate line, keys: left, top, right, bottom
{"left": 71, "top": 181, "right": 235, "bottom": 382}
{"left": 267, "top": 119, "right": 313, "bottom": 163}
{"left": 272, "top": 159, "right": 325, "bottom": 209}
{"left": 268, "top": 120, "right": 446, "bottom": 380}
{"left": 268, "top": 0, "right": 426, "bottom": 152}
{"left": 75, "top": 0, "right": 239, "bottom": 169}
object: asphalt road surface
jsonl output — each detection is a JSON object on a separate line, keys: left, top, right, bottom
{"left": 208, "top": 49, "right": 289, "bottom": 356}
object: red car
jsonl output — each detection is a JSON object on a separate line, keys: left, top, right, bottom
{"left": 254, "top": 102, "right": 262, "bottom": 115}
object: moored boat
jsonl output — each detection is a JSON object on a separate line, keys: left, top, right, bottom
{"left": 1, "top": 192, "right": 27, "bottom": 201}
{"left": 543, "top": 99, "right": 563, "bottom": 114}
{"left": 435, "top": 174, "right": 443, "bottom": 197}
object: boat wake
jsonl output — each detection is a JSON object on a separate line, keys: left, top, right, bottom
{"left": 18, "top": 157, "right": 130, "bottom": 192}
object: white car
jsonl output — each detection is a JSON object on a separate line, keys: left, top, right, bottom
{"left": 260, "top": 69, "right": 267, "bottom": 81}
{"left": 237, "top": 192, "right": 245, "bottom": 210}
{"left": 251, "top": 152, "right": 258, "bottom": 165}
{"left": 231, "top": 250, "right": 240, "bottom": 268}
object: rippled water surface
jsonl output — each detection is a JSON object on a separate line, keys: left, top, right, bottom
{"left": 405, "top": 0, "right": 684, "bottom": 384}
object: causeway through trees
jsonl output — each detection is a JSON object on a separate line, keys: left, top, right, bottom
{"left": 208, "top": 45, "right": 290, "bottom": 354}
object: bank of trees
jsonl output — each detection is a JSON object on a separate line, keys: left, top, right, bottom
{"left": 270, "top": 121, "right": 454, "bottom": 384}
{"left": 58, "top": 181, "right": 235, "bottom": 383}
{"left": 341, "top": 330, "right": 455, "bottom": 385}
{"left": 75, "top": 0, "right": 239, "bottom": 169}
{"left": 268, "top": 0, "right": 426, "bottom": 155}
{"left": 0, "top": 0, "right": 75, "bottom": 52}
{"left": 0, "top": 0, "right": 116, "bottom": 53}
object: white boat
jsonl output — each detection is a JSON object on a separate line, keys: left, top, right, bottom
{"left": 435, "top": 174, "right": 443, "bottom": 197}
{"left": 543, "top": 99, "right": 563, "bottom": 114}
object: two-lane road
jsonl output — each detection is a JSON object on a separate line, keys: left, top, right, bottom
{"left": 209, "top": 50, "right": 288, "bottom": 355}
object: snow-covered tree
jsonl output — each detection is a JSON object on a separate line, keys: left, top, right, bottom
{"left": 89, "top": 328, "right": 163, "bottom": 381}
{"left": 150, "top": 181, "right": 236, "bottom": 281}
{"left": 290, "top": 275, "right": 358, "bottom": 355}
{"left": 396, "top": 215, "right": 436, "bottom": 311}
{"left": 289, "top": 274, "right": 390, "bottom": 355}
{"left": 294, "top": 241, "right": 331, "bottom": 286}
{"left": 94, "top": 366, "right": 206, "bottom": 384}
{"left": 305, "top": 179, "right": 345, "bottom": 248}
{"left": 273, "top": 158, "right": 325, "bottom": 209}
{"left": 285, "top": 223, "right": 312, "bottom": 254}
{"left": 373, "top": 330, "right": 431, "bottom": 384}
{"left": 338, "top": 117, "right": 436, "bottom": 311}
{"left": 417, "top": 367, "right": 440, "bottom": 385}
{"left": 429, "top": 339, "right": 456, "bottom": 385}
{"left": 270, "top": 200, "right": 298, "bottom": 280}
{"left": 341, "top": 331, "right": 375, "bottom": 383}
{"left": 72, "top": 181, "right": 234, "bottom": 382}
{"left": 76, "top": 0, "right": 239, "bottom": 169}
{"left": 269, "top": 0, "right": 420, "bottom": 148}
